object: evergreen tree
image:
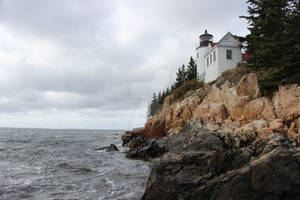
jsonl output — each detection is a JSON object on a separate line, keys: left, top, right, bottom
{"left": 161, "top": 90, "right": 166, "bottom": 102}
{"left": 146, "top": 102, "right": 151, "bottom": 118}
{"left": 147, "top": 93, "right": 158, "bottom": 117}
{"left": 241, "top": 0, "right": 294, "bottom": 69}
{"left": 157, "top": 91, "right": 163, "bottom": 106}
{"left": 182, "top": 65, "right": 187, "bottom": 82}
{"left": 171, "top": 83, "right": 176, "bottom": 91}
{"left": 186, "top": 57, "right": 197, "bottom": 81}
{"left": 166, "top": 87, "right": 170, "bottom": 96}
{"left": 241, "top": 0, "right": 300, "bottom": 94}
{"left": 283, "top": 0, "right": 300, "bottom": 75}
{"left": 175, "top": 65, "right": 187, "bottom": 88}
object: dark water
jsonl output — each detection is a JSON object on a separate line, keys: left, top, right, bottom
{"left": 0, "top": 128, "right": 149, "bottom": 200}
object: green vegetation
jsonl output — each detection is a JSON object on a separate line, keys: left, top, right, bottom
{"left": 241, "top": 0, "right": 300, "bottom": 95}
{"left": 172, "top": 79, "right": 204, "bottom": 100}
{"left": 215, "top": 64, "right": 252, "bottom": 87}
{"left": 147, "top": 57, "right": 201, "bottom": 118}
{"left": 147, "top": 90, "right": 171, "bottom": 118}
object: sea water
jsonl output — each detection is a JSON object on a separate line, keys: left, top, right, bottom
{"left": 0, "top": 128, "right": 149, "bottom": 200}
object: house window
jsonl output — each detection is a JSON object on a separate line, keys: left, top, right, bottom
{"left": 210, "top": 54, "right": 212, "bottom": 64}
{"left": 213, "top": 51, "right": 216, "bottom": 62}
{"left": 207, "top": 57, "right": 209, "bottom": 67}
{"left": 226, "top": 49, "right": 232, "bottom": 59}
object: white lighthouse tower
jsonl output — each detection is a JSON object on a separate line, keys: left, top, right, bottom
{"left": 196, "top": 30, "right": 213, "bottom": 81}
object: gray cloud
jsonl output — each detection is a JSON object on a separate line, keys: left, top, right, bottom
{"left": 0, "top": 0, "right": 248, "bottom": 129}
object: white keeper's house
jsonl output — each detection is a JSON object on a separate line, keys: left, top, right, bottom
{"left": 196, "top": 30, "right": 248, "bottom": 83}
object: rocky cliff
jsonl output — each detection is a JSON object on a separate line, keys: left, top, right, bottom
{"left": 122, "top": 73, "right": 300, "bottom": 200}
{"left": 144, "top": 73, "right": 300, "bottom": 142}
{"left": 142, "top": 120, "right": 300, "bottom": 200}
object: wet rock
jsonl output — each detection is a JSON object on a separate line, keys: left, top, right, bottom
{"left": 122, "top": 128, "right": 168, "bottom": 160}
{"left": 96, "top": 144, "right": 119, "bottom": 151}
{"left": 142, "top": 119, "right": 300, "bottom": 200}
{"left": 71, "top": 167, "right": 92, "bottom": 173}
{"left": 169, "top": 121, "right": 224, "bottom": 153}
{"left": 122, "top": 127, "right": 145, "bottom": 146}
{"left": 190, "top": 148, "right": 300, "bottom": 200}
{"left": 126, "top": 138, "right": 169, "bottom": 161}
{"left": 138, "top": 74, "right": 300, "bottom": 199}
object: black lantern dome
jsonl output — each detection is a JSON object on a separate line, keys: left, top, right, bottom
{"left": 199, "top": 30, "right": 213, "bottom": 47}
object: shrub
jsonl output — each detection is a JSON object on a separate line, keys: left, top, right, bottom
{"left": 217, "top": 64, "right": 300, "bottom": 98}
{"left": 215, "top": 64, "right": 252, "bottom": 87}
{"left": 257, "top": 66, "right": 300, "bottom": 97}
{"left": 171, "top": 79, "right": 204, "bottom": 101}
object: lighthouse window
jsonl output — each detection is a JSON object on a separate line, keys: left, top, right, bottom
{"left": 213, "top": 51, "right": 216, "bottom": 62}
{"left": 197, "top": 53, "right": 199, "bottom": 58}
{"left": 226, "top": 50, "right": 232, "bottom": 59}
{"left": 210, "top": 54, "right": 212, "bottom": 64}
{"left": 207, "top": 57, "right": 209, "bottom": 67}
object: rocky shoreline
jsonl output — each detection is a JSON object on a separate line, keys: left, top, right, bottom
{"left": 122, "top": 128, "right": 168, "bottom": 161}
{"left": 122, "top": 73, "right": 300, "bottom": 199}
{"left": 123, "top": 120, "right": 300, "bottom": 199}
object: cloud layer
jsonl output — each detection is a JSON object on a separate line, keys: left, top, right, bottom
{"left": 0, "top": 0, "right": 249, "bottom": 129}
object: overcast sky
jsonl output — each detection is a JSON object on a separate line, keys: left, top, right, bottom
{"left": 0, "top": 0, "right": 249, "bottom": 130}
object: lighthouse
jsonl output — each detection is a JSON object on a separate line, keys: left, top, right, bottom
{"left": 196, "top": 30, "right": 213, "bottom": 81}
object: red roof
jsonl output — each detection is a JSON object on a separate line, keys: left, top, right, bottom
{"left": 242, "top": 53, "right": 252, "bottom": 62}
{"left": 210, "top": 42, "right": 216, "bottom": 48}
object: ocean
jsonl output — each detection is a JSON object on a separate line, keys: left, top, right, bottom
{"left": 0, "top": 128, "right": 149, "bottom": 200}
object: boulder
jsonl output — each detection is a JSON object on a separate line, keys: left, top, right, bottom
{"left": 169, "top": 121, "right": 224, "bottom": 153}
{"left": 196, "top": 73, "right": 270, "bottom": 124}
{"left": 273, "top": 84, "right": 300, "bottom": 122}
{"left": 252, "top": 119, "right": 268, "bottom": 130}
{"left": 123, "top": 128, "right": 168, "bottom": 160}
{"left": 206, "top": 123, "right": 220, "bottom": 132}
{"left": 234, "top": 122, "right": 255, "bottom": 134}
{"left": 71, "top": 167, "right": 92, "bottom": 173}
{"left": 125, "top": 138, "right": 169, "bottom": 161}
{"left": 242, "top": 97, "right": 276, "bottom": 121}
{"left": 122, "top": 127, "right": 145, "bottom": 146}
{"left": 191, "top": 147, "right": 300, "bottom": 200}
{"left": 269, "top": 119, "right": 284, "bottom": 132}
{"left": 236, "top": 73, "right": 261, "bottom": 98}
{"left": 96, "top": 144, "right": 119, "bottom": 151}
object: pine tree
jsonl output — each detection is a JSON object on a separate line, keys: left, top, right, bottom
{"left": 283, "top": 1, "right": 300, "bottom": 72}
{"left": 186, "top": 57, "right": 197, "bottom": 81}
{"left": 157, "top": 91, "right": 163, "bottom": 106}
{"left": 166, "top": 87, "right": 170, "bottom": 96}
{"left": 241, "top": 0, "right": 300, "bottom": 94}
{"left": 146, "top": 102, "right": 151, "bottom": 118}
{"left": 175, "top": 66, "right": 183, "bottom": 88}
{"left": 171, "top": 83, "right": 176, "bottom": 91}
{"left": 175, "top": 65, "right": 187, "bottom": 88}
{"left": 161, "top": 90, "right": 166, "bottom": 102}
{"left": 147, "top": 93, "right": 158, "bottom": 117}
{"left": 181, "top": 65, "right": 187, "bottom": 82}
{"left": 241, "top": 0, "right": 293, "bottom": 69}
